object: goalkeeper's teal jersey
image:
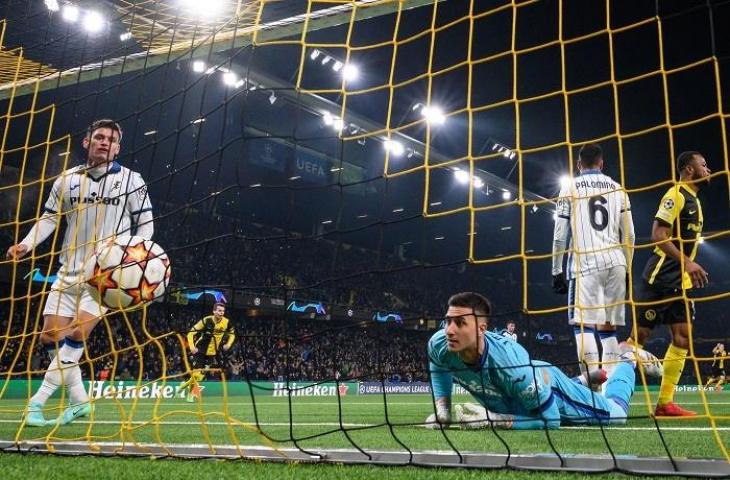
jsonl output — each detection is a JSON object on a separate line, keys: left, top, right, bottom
{"left": 428, "top": 329, "right": 634, "bottom": 429}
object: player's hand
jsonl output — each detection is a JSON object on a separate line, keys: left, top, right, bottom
{"left": 189, "top": 346, "right": 198, "bottom": 355}
{"left": 685, "top": 260, "right": 708, "bottom": 288}
{"left": 425, "top": 405, "right": 451, "bottom": 429}
{"left": 455, "top": 403, "right": 514, "bottom": 429}
{"left": 223, "top": 344, "right": 230, "bottom": 351}
{"left": 552, "top": 273, "right": 568, "bottom": 294}
{"left": 5, "top": 244, "right": 29, "bottom": 260}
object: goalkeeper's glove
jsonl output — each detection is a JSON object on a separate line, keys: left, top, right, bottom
{"left": 454, "top": 403, "right": 514, "bottom": 430}
{"left": 425, "top": 405, "right": 451, "bottom": 429}
{"left": 552, "top": 273, "right": 568, "bottom": 294}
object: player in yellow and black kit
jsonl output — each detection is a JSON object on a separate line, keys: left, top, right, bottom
{"left": 180, "top": 303, "right": 236, "bottom": 402}
{"left": 705, "top": 344, "right": 727, "bottom": 391}
{"left": 627, "top": 151, "right": 711, "bottom": 417}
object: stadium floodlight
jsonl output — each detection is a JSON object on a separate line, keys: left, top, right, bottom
{"left": 552, "top": 211, "right": 558, "bottom": 221}
{"left": 342, "top": 64, "right": 359, "bottom": 82}
{"left": 234, "top": 79, "right": 245, "bottom": 89}
{"left": 180, "top": 0, "right": 224, "bottom": 17}
{"left": 119, "top": 32, "right": 133, "bottom": 41}
{"left": 82, "top": 11, "right": 105, "bottom": 33}
{"left": 310, "top": 49, "right": 320, "bottom": 60}
{"left": 192, "top": 60, "right": 206, "bottom": 72}
{"left": 531, "top": 204, "right": 539, "bottom": 213}
{"left": 503, "top": 149, "right": 511, "bottom": 158}
{"left": 473, "top": 177, "right": 484, "bottom": 189}
{"left": 322, "top": 112, "right": 334, "bottom": 126}
{"left": 321, "top": 219, "right": 333, "bottom": 225}
{"left": 332, "top": 118, "right": 344, "bottom": 132}
{"left": 321, "top": 55, "right": 331, "bottom": 65}
{"left": 502, "top": 190, "right": 512, "bottom": 200}
{"left": 222, "top": 71, "right": 238, "bottom": 86}
{"left": 332, "top": 61, "right": 343, "bottom": 72}
{"left": 560, "top": 175, "right": 572, "bottom": 189}
{"left": 45, "top": 0, "right": 60, "bottom": 12}
{"left": 421, "top": 105, "right": 446, "bottom": 125}
{"left": 453, "top": 169, "right": 470, "bottom": 184}
{"left": 698, "top": 236, "right": 705, "bottom": 244}
{"left": 268, "top": 91, "right": 277, "bottom": 105}
{"left": 510, "top": 151, "right": 517, "bottom": 160}
{"left": 383, "top": 139, "right": 404, "bottom": 156}
{"left": 62, "top": 4, "right": 79, "bottom": 22}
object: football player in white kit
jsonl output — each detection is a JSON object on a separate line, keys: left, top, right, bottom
{"left": 551, "top": 144, "right": 635, "bottom": 385}
{"left": 6, "top": 119, "right": 154, "bottom": 426}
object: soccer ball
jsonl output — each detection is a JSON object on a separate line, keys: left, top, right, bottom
{"left": 85, "top": 236, "right": 171, "bottom": 309}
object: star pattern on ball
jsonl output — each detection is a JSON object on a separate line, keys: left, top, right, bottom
{"left": 88, "top": 264, "right": 118, "bottom": 299}
{"left": 122, "top": 242, "right": 155, "bottom": 270}
{"left": 125, "top": 277, "right": 160, "bottom": 306}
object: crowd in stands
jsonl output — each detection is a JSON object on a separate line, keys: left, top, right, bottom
{"left": 0, "top": 193, "right": 727, "bottom": 387}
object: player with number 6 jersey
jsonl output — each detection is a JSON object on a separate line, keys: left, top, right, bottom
{"left": 552, "top": 144, "right": 635, "bottom": 384}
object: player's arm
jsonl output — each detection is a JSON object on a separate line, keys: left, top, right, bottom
{"left": 128, "top": 173, "right": 154, "bottom": 240}
{"left": 186, "top": 319, "right": 204, "bottom": 354}
{"left": 223, "top": 324, "right": 236, "bottom": 351}
{"left": 551, "top": 186, "right": 571, "bottom": 294}
{"left": 652, "top": 188, "right": 707, "bottom": 287}
{"left": 6, "top": 177, "right": 62, "bottom": 260}
{"left": 427, "top": 358, "right": 453, "bottom": 427}
{"left": 619, "top": 191, "right": 636, "bottom": 268}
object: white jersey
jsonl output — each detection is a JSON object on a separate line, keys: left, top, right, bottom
{"left": 20, "top": 161, "right": 153, "bottom": 275}
{"left": 502, "top": 331, "right": 517, "bottom": 342}
{"left": 552, "top": 169, "right": 634, "bottom": 279}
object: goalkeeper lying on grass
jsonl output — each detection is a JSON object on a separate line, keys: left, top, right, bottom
{"left": 426, "top": 292, "right": 662, "bottom": 430}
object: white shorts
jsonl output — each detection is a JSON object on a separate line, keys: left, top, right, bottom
{"left": 42, "top": 271, "right": 107, "bottom": 318}
{"left": 568, "top": 265, "right": 626, "bottom": 327}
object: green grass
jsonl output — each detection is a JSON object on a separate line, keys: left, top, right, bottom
{"left": 0, "top": 390, "right": 728, "bottom": 478}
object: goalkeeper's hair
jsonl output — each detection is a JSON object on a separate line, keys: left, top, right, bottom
{"left": 87, "top": 119, "right": 123, "bottom": 143}
{"left": 448, "top": 292, "right": 491, "bottom": 319}
{"left": 213, "top": 302, "right": 226, "bottom": 309}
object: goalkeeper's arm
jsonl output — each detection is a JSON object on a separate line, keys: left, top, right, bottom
{"left": 426, "top": 360, "right": 453, "bottom": 428}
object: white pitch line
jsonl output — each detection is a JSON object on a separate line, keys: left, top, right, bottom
{"left": 1, "top": 418, "right": 730, "bottom": 431}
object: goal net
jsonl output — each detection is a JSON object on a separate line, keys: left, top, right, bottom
{"left": 0, "top": 0, "right": 729, "bottom": 476}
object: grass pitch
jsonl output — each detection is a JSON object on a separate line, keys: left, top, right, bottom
{"left": 0, "top": 389, "right": 728, "bottom": 478}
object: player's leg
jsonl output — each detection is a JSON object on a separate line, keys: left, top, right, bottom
{"left": 54, "top": 283, "right": 107, "bottom": 425}
{"left": 57, "top": 309, "right": 104, "bottom": 424}
{"left": 571, "top": 274, "right": 602, "bottom": 382}
{"left": 545, "top": 363, "right": 627, "bottom": 425}
{"left": 715, "top": 375, "right": 726, "bottom": 392}
{"left": 705, "top": 374, "right": 718, "bottom": 388}
{"left": 600, "top": 266, "right": 625, "bottom": 380}
{"left": 655, "top": 299, "right": 695, "bottom": 417}
{"left": 25, "top": 312, "right": 74, "bottom": 426}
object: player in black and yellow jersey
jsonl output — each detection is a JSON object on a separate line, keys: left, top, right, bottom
{"left": 628, "top": 151, "right": 711, "bottom": 417}
{"left": 180, "top": 303, "right": 236, "bottom": 402}
{"left": 705, "top": 343, "right": 727, "bottom": 391}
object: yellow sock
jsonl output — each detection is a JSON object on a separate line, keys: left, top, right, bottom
{"left": 705, "top": 377, "right": 715, "bottom": 388}
{"left": 658, "top": 344, "right": 688, "bottom": 406}
{"left": 179, "top": 377, "right": 193, "bottom": 390}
